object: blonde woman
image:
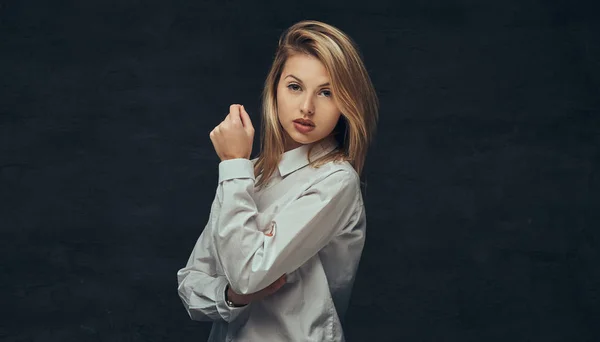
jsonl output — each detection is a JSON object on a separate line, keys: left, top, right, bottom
{"left": 177, "top": 20, "right": 379, "bottom": 342}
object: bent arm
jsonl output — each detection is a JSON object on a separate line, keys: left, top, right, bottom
{"left": 177, "top": 201, "right": 249, "bottom": 323}
{"left": 212, "top": 158, "right": 359, "bottom": 295}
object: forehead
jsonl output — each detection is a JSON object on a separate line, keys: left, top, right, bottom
{"left": 281, "top": 54, "right": 330, "bottom": 83}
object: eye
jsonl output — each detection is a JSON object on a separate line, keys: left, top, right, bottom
{"left": 287, "top": 83, "right": 301, "bottom": 92}
{"left": 320, "top": 90, "right": 332, "bottom": 97}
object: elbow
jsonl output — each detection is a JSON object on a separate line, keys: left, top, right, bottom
{"left": 176, "top": 283, "right": 196, "bottom": 320}
{"left": 176, "top": 285, "right": 215, "bottom": 322}
{"left": 176, "top": 274, "right": 211, "bottom": 322}
{"left": 183, "top": 304, "right": 213, "bottom": 322}
{"left": 186, "top": 307, "right": 214, "bottom": 322}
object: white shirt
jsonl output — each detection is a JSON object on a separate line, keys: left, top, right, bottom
{"left": 177, "top": 136, "right": 366, "bottom": 342}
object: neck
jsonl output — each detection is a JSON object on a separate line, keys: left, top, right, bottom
{"left": 283, "top": 134, "right": 336, "bottom": 153}
{"left": 282, "top": 133, "right": 303, "bottom": 152}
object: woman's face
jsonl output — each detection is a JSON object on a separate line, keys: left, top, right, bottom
{"left": 276, "top": 53, "right": 341, "bottom": 151}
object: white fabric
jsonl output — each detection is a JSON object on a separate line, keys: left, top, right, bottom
{"left": 177, "top": 136, "right": 366, "bottom": 341}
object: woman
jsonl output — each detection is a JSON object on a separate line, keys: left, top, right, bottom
{"left": 177, "top": 20, "right": 378, "bottom": 341}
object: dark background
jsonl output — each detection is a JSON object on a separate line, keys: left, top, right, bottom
{"left": 2, "top": 0, "right": 599, "bottom": 341}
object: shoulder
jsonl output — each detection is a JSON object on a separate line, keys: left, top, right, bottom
{"left": 308, "top": 160, "right": 361, "bottom": 197}
{"left": 308, "top": 161, "right": 363, "bottom": 222}
{"left": 316, "top": 159, "right": 359, "bottom": 181}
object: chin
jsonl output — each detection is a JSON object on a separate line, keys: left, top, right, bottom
{"left": 289, "top": 131, "right": 317, "bottom": 145}
{"left": 292, "top": 135, "right": 312, "bottom": 144}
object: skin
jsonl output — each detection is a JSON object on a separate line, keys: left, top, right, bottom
{"left": 208, "top": 54, "right": 342, "bottom": 305}
{"left": 277, "top": 53, "right": 342, "bottom": 152}
{"left": 209, "top": 105, "right": 282, "bottom": 305}
{"left": 209, "top": 104, "right": 254, "bottom": 162}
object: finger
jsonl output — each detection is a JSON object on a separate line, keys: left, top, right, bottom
{"left": 229, "top": 104, "right": 240, "bottom": 113}
{"left": 273, "top": 274, "right": 286, "bottom": 283}
{"left": 229, "top": 105, "right": 242, "bottom": 125}
{"left": 264, "top": 283, "right": 279, "bottom": 295}
{"left": 228, "top": 104, "right": 241, "bottom": 119}
{"left": 266, "top": 278, "right": 282, "bottom": 292}
{"left": 272, "top": 275, "right": 286, "bottom": 288}
{"left": 239, "top": 105, "right": 254, "bottom": 132}
{"left": 271, "top": 277, "right": 286, "bottom": 292}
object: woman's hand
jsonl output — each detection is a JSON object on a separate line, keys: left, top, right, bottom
{"left": 227, "top": 274, "right": 287, "bottom": 306}
{"left": 210, "top": 104, "right": 255, "bottom": 161}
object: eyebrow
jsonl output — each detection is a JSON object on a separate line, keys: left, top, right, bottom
{"left": 284, "top": 74, "right": 330, "bottom": 87}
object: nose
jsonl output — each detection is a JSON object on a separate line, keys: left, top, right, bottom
{"left": 300, "top": 94, "right": 315, "bottom": 116}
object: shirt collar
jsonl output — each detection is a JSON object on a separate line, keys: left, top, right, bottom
{"left": 278, "top": 136, "right": 339, "bottom": 177}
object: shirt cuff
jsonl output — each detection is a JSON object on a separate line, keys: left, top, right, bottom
{"left": 218, "top": 158, "right": 255, "bottom": 183}
{"left": 215, "top": 277, "right": 249, "bottom": 322}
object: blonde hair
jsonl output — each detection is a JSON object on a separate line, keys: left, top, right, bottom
{"left": 254, "top": 20, "right": 379, "bottom": 189}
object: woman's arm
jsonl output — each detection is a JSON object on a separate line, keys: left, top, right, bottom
{"left": 176, "top": 199, "right": 249, "bottom": 323}
{"left": 212, "top": 158, "right": 360, "bottom": 295}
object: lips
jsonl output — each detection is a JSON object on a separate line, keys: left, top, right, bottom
{"left": 293, "top": 118, "right": 315, "bottom": 127}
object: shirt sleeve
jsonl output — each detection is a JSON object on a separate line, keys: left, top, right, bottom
{"left": 177, "top": 197, "right": 250, "bottom": 323}
{"left": 212, "top": 158, "right": 360, "bottom": 295}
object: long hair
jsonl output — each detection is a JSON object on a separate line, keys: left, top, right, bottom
{"left": 254, "top": 20, "right": 379, "bottom": 189}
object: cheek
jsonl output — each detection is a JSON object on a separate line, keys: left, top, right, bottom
{"left": 276, "top": 92, "right": 292, "bottom": 118}
{"left": 275, "top": 91, "right": 284, "bottom": 118}
{"left": 331, "top": 116, "right": 342, "bottom": 131}
{"left": 324, "top": 110, "right": 342, "bottom": 128}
